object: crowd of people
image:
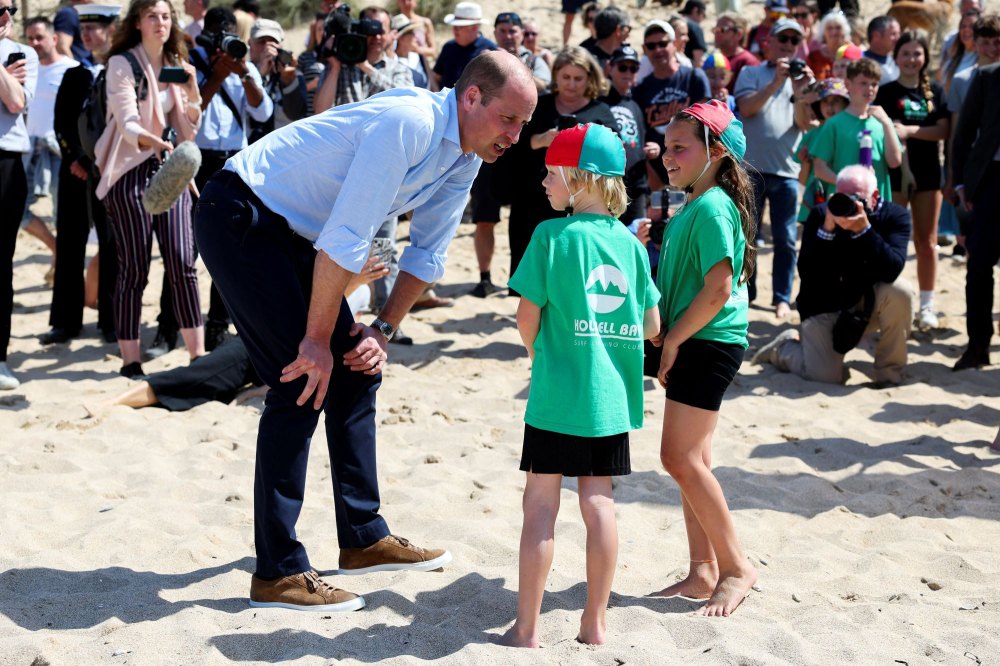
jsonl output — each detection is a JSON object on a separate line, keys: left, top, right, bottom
{"left": 1, "top": 0, "right": 999, "bottom": 647}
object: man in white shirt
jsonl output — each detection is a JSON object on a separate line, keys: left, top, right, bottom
{"left": 21, "top": 16, "right": 76, "bottom": 278}
{"left": 183, "top": 0, "right": 206, "bottom": 40}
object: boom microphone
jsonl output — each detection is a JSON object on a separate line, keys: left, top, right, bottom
{"left": 142, "top": 140, "right": 202, "bottom": 215}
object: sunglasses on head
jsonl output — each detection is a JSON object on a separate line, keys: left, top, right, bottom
{"left": 0, "top": 5, "right": 17, "bottom": 16}
{"left": 644, "top": 39, "right": 671, "bottom": 50}
{"left": 774, "top": 33, "right": 801, "bottom": 45}
{"left": 616, "top": 63, "right": 639, "bottom": 72}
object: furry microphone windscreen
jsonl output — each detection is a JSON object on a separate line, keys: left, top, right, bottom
{"left": 142, "top": 141, "right": 203, "bottom": 215}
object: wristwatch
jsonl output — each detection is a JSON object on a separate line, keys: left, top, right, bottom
{"left": 241, "top": 72, "right": 254, "bottom": 84}
{"left": 371, "top": 317, "right": 395, "bottom": 341}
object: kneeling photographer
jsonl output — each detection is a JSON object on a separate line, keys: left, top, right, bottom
{"left": 313, "top": 5, "right": 413, "bottom": 113}
{"left": 753, "top": 165, "right": 914, "bottom": 386}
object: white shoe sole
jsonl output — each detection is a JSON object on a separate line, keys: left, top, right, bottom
{"left": 335, "top": 550, "right": 453, "bottom": 576}
{"left": 248, "top": 595, "right": 366, "bottom": 612}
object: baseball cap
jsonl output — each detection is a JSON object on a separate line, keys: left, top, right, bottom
{"left": 494, "top": 12, "right": 522, "bottom": 27}
{"left": 610, "top": 45, "right": 640, "bottom": 64}
{"left": 681, "top": 100, "right": 746, "bottom": 162}
{"left": 444, "top": 2, "right": 485, "bottom": 26}
{"left": 766, "top": 0, "right": 791, "bottom": 14}
{"left": 835, "top": 43, "right": 863, "bottom": 60}
{"left": 644, "top": 19, "right": 676, "bottom": 41}
{"left": 818, "top": 77, "right": 849, "bottom": 99}
{"left": 546, "top": 124, "right": 625, "bottom": 178}
{"left": 770, "top": 18, "right": 804, "bottom": 36}
{"left": 702, "top": 52, "right": 731, "bottom": 70}
{"left": 251, "top": 18, "right": 284, "bottom": 43}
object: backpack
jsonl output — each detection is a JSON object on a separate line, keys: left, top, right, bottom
{"left": 78, "top": 51, "right": 147, "bottom": 162}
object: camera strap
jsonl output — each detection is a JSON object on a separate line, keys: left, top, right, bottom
{"left": 191, "top": 49, "right": 244, "bottom": 130}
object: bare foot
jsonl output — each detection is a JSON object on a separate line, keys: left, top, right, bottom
{"left": 82, "top": 401, "right": 110, "bottom": 420}
{"left": 696, "top": 565, "right": 757, "bottom": 617}
{"left": 649, "top": 561, "right": 718, "bottom": 600}
{"left": 577, "top": 611, "right": 607, "bottom": 645}
{"left": 497, "top": 624, "right": 539, "bottom": 649}
{"left": 775, "top": 302, "right": 791, "bottom": 319}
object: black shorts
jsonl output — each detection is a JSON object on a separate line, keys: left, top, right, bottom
{"left": 890, "top": 162, "right": 942, "bottom": 195}
{"left": 520, "top": 424, "right": 631, "bottom": 477}
{"left": 562, "top": 0, "right": 589, "bottom": 13}
{"left": 470, "top": 167, "right": 502, "bottom": 223}
{"left": 664, "top": 338, "right": 744, "bottom": 412}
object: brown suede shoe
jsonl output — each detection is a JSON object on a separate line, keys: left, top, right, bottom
{"left": 337, "top": 535, "right": 452, "bottom": 575}
{"left": 249, "top": 570, "right": 365, "bottom": 612}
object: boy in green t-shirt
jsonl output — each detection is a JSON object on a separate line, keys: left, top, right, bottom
{"left": 810, "top": 58, "right": 903, "bottom": 202}
{"left": 501, "top": 124, "right": 661, "bottom": 649}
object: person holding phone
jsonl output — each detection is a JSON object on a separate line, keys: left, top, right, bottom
{"left": 1, "top": 0, "right": 40, "bottom": 389}
{"left": 93, "top": 0, "right": 204, "bottom": 378}
{"left": 507, "top": 46, "right": 618, "bottom": 289}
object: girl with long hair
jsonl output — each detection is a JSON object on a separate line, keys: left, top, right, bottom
{"left": 940, "top": 10, "right": 980, "bottom": 94}
{"left": 651, "top": 100, "right": 757, "bottom": 617}
{"left": 875, "top": 30, "right": 949, "bottom": 331}
{"left": 94, "top": 0, "right": 204, "bottom": 377}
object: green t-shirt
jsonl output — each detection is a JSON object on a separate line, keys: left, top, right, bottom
{"left": 656, "top": 187, "right": 749, "bottom": 349}
{"left": 810, "top": 110, "right": 893, "bottom": 203}
{"left": 796, "top": 126, "right": 824, "bottom": 223}
{"left": 508, "top": 213, "right": 661, "bottom": 438}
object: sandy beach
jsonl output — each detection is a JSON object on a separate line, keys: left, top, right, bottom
{"left": 2, "top": 0, "right": 1000, "bottom": 662}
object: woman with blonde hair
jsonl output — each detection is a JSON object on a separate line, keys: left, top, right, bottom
{"left": 807, "top": 10, "right": 851, "bottom": 80}
{"left": 95, "top": 0, "right": 204, "bottom": 377}
{"left": 506, "top": 46, "right": 619, "bottom": 288}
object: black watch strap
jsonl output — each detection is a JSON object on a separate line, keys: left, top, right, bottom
{"left": 371, "top": 317, "right": 395, "bottom": 341}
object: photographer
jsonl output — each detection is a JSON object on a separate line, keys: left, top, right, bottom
{"left": 313, "top": 6, "right": 413, "bottom": 113}
{"left": 735, "top": 18, "right": 815, "bottom": 318}
{"left": 247, "top": 18, "right": 306, "bottom": 144}
{"left": 753, "top": 165, "right": 913, "bottom": 386}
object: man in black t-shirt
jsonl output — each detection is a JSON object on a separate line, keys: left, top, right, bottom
{"left": 680, "top": 0, "right": 708, "bottom": 68}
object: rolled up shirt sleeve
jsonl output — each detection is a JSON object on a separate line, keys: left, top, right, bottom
{"left": 314, "top": 106, "right": 433, "bottom": 272}
{"left": 245, "top": 63, "right": 273, "bottom": 123}
{"left": 401, "top": 158, "right": 480, "bottom": 282}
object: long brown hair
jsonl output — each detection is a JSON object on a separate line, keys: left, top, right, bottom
{"left": 674, "top": 114, "right": 757, "bottom": 286}
{"left": 109, "top": 0, "right": 188, "bottom": 64}
{"left": 894, "top": 29, "right": 934, "bottom": 112}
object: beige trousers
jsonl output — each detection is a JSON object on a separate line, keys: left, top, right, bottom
{"left": 773, "top": 279, "right": 914, "bottom": 384}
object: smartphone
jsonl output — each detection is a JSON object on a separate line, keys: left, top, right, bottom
{"left": 5, "top": 51, "right": 26, "bottom": 67}
{"left": 158, "top": 66, "right": 190, "bottom": 84}
{"left": 557, "top": 114, "right": 578, "bottom": 131}
{"left": 368, "top": 237, "right": 393, "bottom": 269}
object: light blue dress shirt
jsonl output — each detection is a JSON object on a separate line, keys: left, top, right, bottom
{"left": 0, "top": 39, "right": 39, "bottom": 153}
{"left": 192, "top": 50, "right": 272, "bottom": 151}
{"left": 225, "top": 87, "right": 481, "bottom": 283}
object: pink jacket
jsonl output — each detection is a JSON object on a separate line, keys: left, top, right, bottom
{"left": 94, "top": 45, "right": 200, "bottom": 200}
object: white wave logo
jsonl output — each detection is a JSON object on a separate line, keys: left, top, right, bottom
{"left": 585, "top": 265, "right": 628, "bottom": 313}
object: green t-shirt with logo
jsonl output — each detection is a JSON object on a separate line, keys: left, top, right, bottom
{"left": 508, "top": 213, "right": 661, "bottom": 438}
{"left": 656, "top": 187, "right": 749, "bottom": 349}
{"left": 809, "top": 110, "right": 893, "bottom": 203}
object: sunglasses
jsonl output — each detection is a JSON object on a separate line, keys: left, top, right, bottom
{"left": 523, "top": 30, "right": 538, "bottom": 37}
{"left": 616, "top": 63, "right": 639, "bottom": 72}
{"left": 774, "top": 34, "right": 801, "bottom": 45}
{"left": 0, "top": 5, "right": 17, "bottom": 16}
{"left": 713, "top": 25, "right": 739, "bottom": 33}
{"left": 644, "top": 39, "right": 671, "bottom": 50}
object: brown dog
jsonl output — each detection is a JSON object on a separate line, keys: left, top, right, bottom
{"left": 888, "top": 0, "right": 955, "bottom": 51}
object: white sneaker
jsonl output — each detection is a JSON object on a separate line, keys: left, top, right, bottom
{"left": 916, "top": 306, "right": 940, "bottom": 331}
{"left": 0, "top": 362, "right": 20, "bottom": 390}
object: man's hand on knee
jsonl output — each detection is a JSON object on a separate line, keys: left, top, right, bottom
{"left": 343, "top": 324, "right": 388, "bottom": 375}
{"left": 281, "top": 336, "right": 334, "bottom": 409}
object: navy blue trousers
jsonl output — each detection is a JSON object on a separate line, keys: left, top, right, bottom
{"left": 965, "top": 163, "right": 1000, "bottom": 351}
{"left": 194, "top": 170, "right": 389, "bottom": 579}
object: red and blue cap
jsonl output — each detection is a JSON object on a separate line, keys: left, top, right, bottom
{"left": 680, "top": 99, "right": 746, "bottom": 162}
{"left": 545, "top": 123, "right": 625, "bottom": 177}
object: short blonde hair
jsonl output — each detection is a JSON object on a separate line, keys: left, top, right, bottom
{"left": 563, "top": 166, "right": 629, "bottom": 217}
{"left": 551, "top": 46, "right": 609, "bottom": 99}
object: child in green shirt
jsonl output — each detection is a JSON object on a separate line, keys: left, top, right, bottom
{"left": 652, "top": 100, "right": 757, "bottom": 618}
{"left": 810, "top": 58, "right": 903, "bottom": 202}
{"left": 501, "top": 124, "right": 661, "bottom": 648}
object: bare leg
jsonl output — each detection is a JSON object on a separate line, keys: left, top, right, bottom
{"left": 577, "top": 476, "right": 616, "bottom": 645}
{"left": 911, "top": 190, "right": 941, "bottom": 294}
{"left": 473, "top": 223, "right": 495, "bottom": 273}
{"left": 83, "top": 381, "right": 158, "bottom": 418}
{"left": 85, "top": 251, "right": 99, "bottom": 309}
{"left": 659, "top": 399, "right": 757, "bottom": 617}
{"left": 24, "top": 216, "right": 57, "bottom": 259}
{"left": 180, "top": 326, "right": 206, "bottom": 361}
{"left": 500, "top": 472, "right": 561, "bottom": 649}
{"left": 562, "top": 13, "right": 575, "bottom": 46}
{"left": 119, "top": 339, "right": 141, "bottom": 366}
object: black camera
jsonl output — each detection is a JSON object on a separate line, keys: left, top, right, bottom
{"left": 827, "top": 192, "right": 865, "bottom": 217}
{"left": 787, "top": 58, "right": 807, "bottom": 80}
{"left": 196, "top": 30, "right": 249, "bottom": 59}
{"left": 557, "top": 114, "right": 577, "bottom": 131}
{"left": 322, "top": 6, "right": 383, "bottom": 66}
{"left": 276, "top": 48, "right": 293, "bottom": 67}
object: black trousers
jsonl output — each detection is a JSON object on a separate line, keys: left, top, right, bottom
{"left": 49, "top": 162, "right": 117, "bottom": 334}
{"left": 1, "top": 150, "right": 27, "bottom": 362}
{"left": 156, "top": 150, "right": 232, "bottom": 333}
{"left": 965, "top": 163, "right": 1000, "bottom": 351}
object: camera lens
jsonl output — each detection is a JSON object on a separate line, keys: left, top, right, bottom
{"left": 221, "top": 34, "right": 249, "bottom": 59}
{"left": 827, "top": 192, "right": 859, "bottom": 217}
